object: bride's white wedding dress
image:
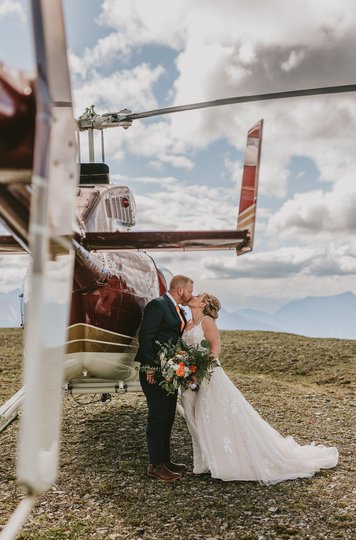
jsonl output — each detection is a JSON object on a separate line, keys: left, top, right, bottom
{"left": 181, "top": 319, "right": 339, "bottom": 483}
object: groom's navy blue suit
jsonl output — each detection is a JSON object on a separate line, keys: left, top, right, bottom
{"left": 137, "top": 293, "right": 186, "bottom": 465}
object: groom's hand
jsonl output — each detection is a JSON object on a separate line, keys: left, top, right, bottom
{"left": 146, "top": 370, "right": 156, "bottom": 384}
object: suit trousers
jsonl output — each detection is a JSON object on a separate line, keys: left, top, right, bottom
{"left": 139, "top": 371, "right": 178, "bottom": 464}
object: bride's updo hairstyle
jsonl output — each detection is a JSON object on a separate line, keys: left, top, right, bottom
{"left": 202, "top": 293, "right": 221, "bottom": 320}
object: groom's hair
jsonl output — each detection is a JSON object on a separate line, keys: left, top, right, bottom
{"left": 169, "top": 274, "right": 193, "bottom": 290}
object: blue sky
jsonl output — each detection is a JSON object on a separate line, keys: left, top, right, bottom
{"left": 1, "top": 0, "right": 356, "bottom": 313}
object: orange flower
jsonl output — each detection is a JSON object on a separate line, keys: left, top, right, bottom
{"left": 176, "top": 367, "right": 185, "bottom": 377}
{"left": 190, "top": 365, "right": 197, "bottom": 373}
{"left": 179, "top": 362, "right": 186, "bottom": 367}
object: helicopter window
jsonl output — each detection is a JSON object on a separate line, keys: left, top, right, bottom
{"left": 101, "top": 190, "right": 136, "bottom": 229}
{"left": 105, "top": 199, "right": 112, "bottom": 218}
{"left": 110, "top": 196, "right": 131, "bottom": 221}
{"left": 113, "top": 197, "right": 121, "bottom": 217}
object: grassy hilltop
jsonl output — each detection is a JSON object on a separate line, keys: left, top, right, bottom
{"left": 0, "top": 328, "right": 355, "bottom": 540}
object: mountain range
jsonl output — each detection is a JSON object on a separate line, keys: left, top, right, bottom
{"left": 218, "top": 291, "right": 356, "bottom": 339}
{"left": 0, "top": 288, "right": 355, "bottom": 340}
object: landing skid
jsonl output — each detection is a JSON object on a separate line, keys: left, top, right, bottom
{"left": 0, "top": 381, "right": 143, "bottom": 434}
{"left": 0, "top": 388, "right": 25, "bottom": 433}
{"left": 0, "top": 381, "right": 185, "bottom": 436}
{"left": 64, "top": 378, "right": 185, "bottom": 416}
{"left": 64, "top": 379, "right": 142, "bottom": 395}
{"left": 64, "top": 379, "right": 186, "bottom": 416}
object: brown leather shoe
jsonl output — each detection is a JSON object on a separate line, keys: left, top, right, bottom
{"left": 147, "top": 464, "right": 180, "bottom": 481}
{"left": 164, "top": 461, "right": 188, "bottom": 473}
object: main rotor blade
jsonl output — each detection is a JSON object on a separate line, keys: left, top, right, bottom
{"left": 125, "top": 83, "right": 356, "bottom": 121}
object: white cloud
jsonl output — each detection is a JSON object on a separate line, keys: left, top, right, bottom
{"left": 113, "top": 174, "right": 177, "bottom": 187}
{"left": 124, "top": 121, "right": 196, "bottom": 169}
{"left": 0, "top": 254, "right": 28, "bottom": 293}
{"left": 200, "top": 241, "right": 356, "bottom": 283}
{"left": 238, "top": 42, "right": 256, "bottom": 65}
{"left": 132, "top": 178, "right": 237, "bottom": 231}
{"left": 151, "top": 244, "right": 356, "bottom": 312}
{"left": 0, "top": 1, "right": 26, "bottom": 22}
{"left": 69, "top": 34, "right": 132, "bottom": 79}
{"left": 281, "top": 49, "right": 306, "bottom": 72}
{"left": 97, "top": 0, "right": 356, "bottom": 63}
{"left": 73, "top": 63, "right": 164, "bottom": 116}
{"left": 69, "top": 0, "right": 356, "bottom": 200}
{"left": 203, "top": 247, "right": 316, "bottom": 279}
{"left": 269, "top": 181, "right": 356, "bottom": 237}
{"left": 98, "top": 0, "right": 187, "bottom": 51}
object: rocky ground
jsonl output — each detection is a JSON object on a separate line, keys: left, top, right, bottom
{"left": 0, "top": 328, "right": 355, "bottom": 539}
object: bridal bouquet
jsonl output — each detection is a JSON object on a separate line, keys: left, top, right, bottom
{"left": 155, "top": 338, "right": 219, "bottom": 395}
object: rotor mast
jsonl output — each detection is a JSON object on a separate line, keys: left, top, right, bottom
{"left": 77, "top": 105, "right": 132, "bottom": 162}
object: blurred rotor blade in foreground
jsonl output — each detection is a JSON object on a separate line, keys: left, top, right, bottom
{"left": 16, "top": 0, "right": 78, "bottom": 500}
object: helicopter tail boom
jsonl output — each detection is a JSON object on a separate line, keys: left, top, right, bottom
{"left": 80, "top": 229, "right": 250, "bottom": 253}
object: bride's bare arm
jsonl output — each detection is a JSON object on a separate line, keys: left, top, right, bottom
{"left": 202, "top": 317, "right": 221, "bottom": 358}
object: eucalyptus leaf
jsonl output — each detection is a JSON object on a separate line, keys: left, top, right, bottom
{"left": 200, "top": 339, "right": 210, "bottom": 350}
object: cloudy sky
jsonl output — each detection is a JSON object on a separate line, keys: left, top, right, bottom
{"left": 1, "top": 0, "right": 356, "bottom": 313}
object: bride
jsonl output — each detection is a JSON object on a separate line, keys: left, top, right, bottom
{"left": 181, "top": 293, "right": 339, "bottom": 483}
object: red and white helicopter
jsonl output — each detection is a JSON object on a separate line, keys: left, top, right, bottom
{"left": 0, "top": 1, "right": 355, "bottom": 537}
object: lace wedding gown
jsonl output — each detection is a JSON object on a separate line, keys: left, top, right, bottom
{"left": 181, "top": 320, "right": 339, "bottom": 483}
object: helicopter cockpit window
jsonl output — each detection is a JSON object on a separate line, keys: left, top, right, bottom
{"left": 76, "top": 185, "right": 136, "bottom": 232}
{"left": 104, "top": 189, "right": 136, "bottom": 230}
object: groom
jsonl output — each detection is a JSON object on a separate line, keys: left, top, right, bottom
{"left": 137, "top": 274, "right": 194, "bottom": 481}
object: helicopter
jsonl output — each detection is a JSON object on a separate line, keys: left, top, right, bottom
{"left": 0, "top": 64, "right": 263, "bottom": 394}
{"left": 1, "top": 0, "right": 356, "bottom": 537}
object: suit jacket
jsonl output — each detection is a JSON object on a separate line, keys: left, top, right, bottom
{"left": 136, "top": 294, "right": 187, "bottom": 367}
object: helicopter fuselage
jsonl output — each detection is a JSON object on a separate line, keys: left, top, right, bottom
{"left": 64, "top": 178, "right": 166, "bottom": 383}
